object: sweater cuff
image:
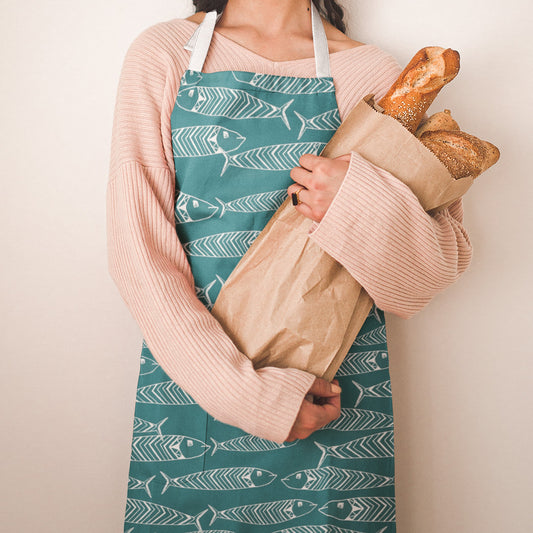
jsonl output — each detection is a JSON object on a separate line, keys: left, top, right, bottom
{"left": 253, "top": 367, "right": 317, "bottom": 443}
{"left": 307, "top": 150, "right": 391, "bottom": 269}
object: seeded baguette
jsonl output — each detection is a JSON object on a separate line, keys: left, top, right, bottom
{"left": 377, "top": 47, "right": 460, "bottom": 133}
{"left": 419, "top": 130, "right": 500, "bottom": 179}
{"left": 416, "top": 109, "right": 460, "bottom": 137}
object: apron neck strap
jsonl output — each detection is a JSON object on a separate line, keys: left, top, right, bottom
{"left": 184, "top": 1, "right": 332, "bottom": 77}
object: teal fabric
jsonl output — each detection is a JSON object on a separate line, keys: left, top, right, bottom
{"left": 123, "top": 67, "right": 396, "bottom": 532}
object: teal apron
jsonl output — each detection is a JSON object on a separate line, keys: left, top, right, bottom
{"left": 124, "top": 3, "right": 396, "bottom": 532}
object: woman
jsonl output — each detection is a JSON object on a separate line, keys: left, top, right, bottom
{"left": 107, "top": 0, "right": 472, "bottom": 531}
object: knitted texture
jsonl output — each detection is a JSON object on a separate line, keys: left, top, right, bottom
{"left": 106, "top": 18, "right": 472, "bottom": 442}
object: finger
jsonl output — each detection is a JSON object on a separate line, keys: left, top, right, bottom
{"left": 316, "top": 395, "right": 342, "bottom": 424}
{"left": 289, "top": 166, "right": 313, "bottom": 188}
{"left": 307, "top": 377, "right": 342, "bottom": 398}
{"left": 299, "top": 152, "right": 327, "bottom": 171}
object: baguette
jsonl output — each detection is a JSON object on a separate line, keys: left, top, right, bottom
{"left": 416, "top": 109, "right": 460, "bottom": 137}
{"left": 419, "top": 130, "right": 500, "bottom": 179}
{"left": 378, "top": 47, "right": 460, "bottom": 133}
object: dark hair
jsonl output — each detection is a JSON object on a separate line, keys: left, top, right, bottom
{"left": 192, "top": 0, "right": 346, "bottom": 33}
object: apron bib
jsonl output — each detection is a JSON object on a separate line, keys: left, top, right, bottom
{"left": 124, "top": 4, "right": 396, "bottom": 532}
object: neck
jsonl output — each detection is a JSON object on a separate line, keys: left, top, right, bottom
{"left": 220, "top": 0, "right": 313, "bottom": 37}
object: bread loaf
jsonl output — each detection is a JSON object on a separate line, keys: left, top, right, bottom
{"left": 419, "top": 130, "right": 500, "bottom": 179}
{"left": 378, "top": 47, "right": 460, "bottom": 133}
{"left": 416, "top": 109, "right": 460, "bottom": 137}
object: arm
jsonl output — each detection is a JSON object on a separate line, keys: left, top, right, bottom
{"left": 305, "top": 52, "right": 473, "bottom": 319}
{"left": 306, "top": 152, "right": 472, "bottom": 319}
{"left": 107, "top": 27, "right": 316, "bottom": 443}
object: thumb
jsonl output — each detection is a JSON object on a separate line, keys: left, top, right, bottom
{"left": 308, "top": 377, "right": 342, "bottom": 398}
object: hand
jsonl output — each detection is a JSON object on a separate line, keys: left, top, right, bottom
{"left": 287, "top": 153, "right": 352, "bottom": 223}
{"left": 285, "top": 378, "right": 342, "bottom": 442}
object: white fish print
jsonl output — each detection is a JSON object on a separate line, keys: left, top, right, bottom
{"left": 210, "top": 435, "right": 298, "bottom": 455}
{"left": 318, "top": 496, "right": 396, "bottom": 523}
{"left": 130, "top": 434, "right": 209, "bottom": 462}
{"left": 315, "top": 430, "right": 394, "bottom": 467}
{"left": 208, "top": 499, "right": 316, "bottom": 526}
{"left": 281, "top": 466, "right": 394, "bottom": 491}
{"left": 354, "top": 325, "right": 387, "bottom": 346}
{"left": 125, "top": 498, "right": 207, "bottom": 527}
{"left": 336, "top": 350, "right": 389, "bottom": 376}
{"left": 175, "top": 192, "right": 219, "bottom": 224}
{"left": 139, "top": 354, "right": 159, "bottom": 376}
{"left": 321, "top": 408, "right": 393, "bottom": 432}
{"left": 139, "top": 340, "right": 159, "bottom": 375}
{"left": 274, "top": 526, "right": 387, "bottom": 533}
{"left": 160, "top": 466, "right": 276, "bottom": 492}
{"left": 128, "top": 475, "right": 156, "bottom": 498}
{"left": 196, "top": 275, "right": 226, "bottom": 310}
{"left": 368, "top": 303, "right": 384, "bottom": 324}
{"left": 353, "top": 380, "right": 392, "bottom": 408}
{"left": 221, "top": 141, "right": 326, "bottom": 175}
{"left": 294, "top": 109, "right": 341, "bottom": 140}
{"left": 172, "top": 125, "right": 245, "bottom": 157}
{"left": 181, "top": 70, "right": 203, "bottom": 86}
{"left": 183, "top": 230, "right": 260, "bottom": 257}
{"left": 136, "top": 381, "right": 196, "bottom": 405}
{"left": 231, "top": 72, "right": 335, "bottom": 94}
{"left": 133, "top": 416, "right": 168, "bottom": 435}
{"left": 177, "top": 85, "right": 293, "bottom": 129}
{"left": 216, "top": 189, "right": 287, "bottom": 216}
{"left": 186, "top": 530, "right": 235, "bottom": 533}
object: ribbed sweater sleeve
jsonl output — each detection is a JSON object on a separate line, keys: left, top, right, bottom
{"left": 307, "top": 56, "right": 473, "bottom": 319}
{"left": 106, "top": 24, "right": 316, "bottom": 443}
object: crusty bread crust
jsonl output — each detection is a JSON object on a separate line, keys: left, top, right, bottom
{"left": 419, "top": 130, "right": 500, "bottom": 179}
{"left": 377, "top": 47, "right": 460, "bottom": 133}
{"left": 416, "top": 109, "right": 460, "bottom": 137}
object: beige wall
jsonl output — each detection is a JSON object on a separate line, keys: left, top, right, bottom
{"left": 1, "top": 0, "right": 531, "bottom": 531}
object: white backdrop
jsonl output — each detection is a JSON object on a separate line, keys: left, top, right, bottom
{"left": 1, "top": 0, "right": 531, "bottom": 531}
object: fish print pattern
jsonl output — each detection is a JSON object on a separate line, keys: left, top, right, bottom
{"left": 210, "top": 435, "right": 298, "bottom": 455}
{"left": 196, "top": 275, "right": 226, "bottom": 310}
{"left": 353, "top": 325, "right": 387, "bottom": 346}
{"left": 353, "top": 380, "right": 392, "bottom": 407}
{"left": 130, "top": 434, "right": 209, "bottom": 462}
{"left": 177, "top": 85, "right": 294, "bottom": 129}
{"left": 315, "top": 431, "right": 395, "bottom": 467}
{"left": 125, "top": 498, "right": 205, "bottom": 527}
{"left": 139, "top": 342, "right": 159, "bottom": 375}
{"left": 133, "top": 416, "right": 168, "bottom": 435}
{"left": 183, "top": 230, "right": 260, "bottom": 257}
{"left": 136, "top": 381, "right": 195, "bottom": 406}
{"left": 232, "top": 72, "right": 336, "bottom": 94}
{"left": 216, "top": 189, "right": 287, "bottom": 216}
{"left": 335, "top": 350, "right": 389, "bottom": 377}
{"left": 274, "top": 526, "right": 388, "bottom": 533}
{"left": 172, "top": 125, "right": 246, "bottom": 157}
{"left": 208, "top": 499, "right": 316, "bottom": 526}
{"left": 160, "top": 466, "right": 276, "bottom": 492}
{"left": 318, "top": 497, "right": 396, "bottom": 523}
{"left": 125, "top": 13, "right": 396, "bottom": 530}
{"left": 175, "top": 192, "right": 219, "bottom": 223}
{"left": 281, "top": 466, "right": 394, "bottom": 491}
{"left": 128, "top": 475, "right": 156, "bottom": 498}
{"left": 320, "top": 408, "right": 393, "bottom": 432}
{"left": 175, "top": 189, "right": 287, "bottom": 224}
{"left": 221, "top": 141, "right": 326, "bottom": 175}
{"left": 294, "top": 109, "right": 341, "bottom": 140}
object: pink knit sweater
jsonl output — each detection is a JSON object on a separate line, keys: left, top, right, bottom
{"left": 106, "top": 18, "right": 472, "bottom": 443}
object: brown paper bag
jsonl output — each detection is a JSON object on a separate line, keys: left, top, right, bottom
{"left": 211, "top": 95, "right": 474, "bottom": 381}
